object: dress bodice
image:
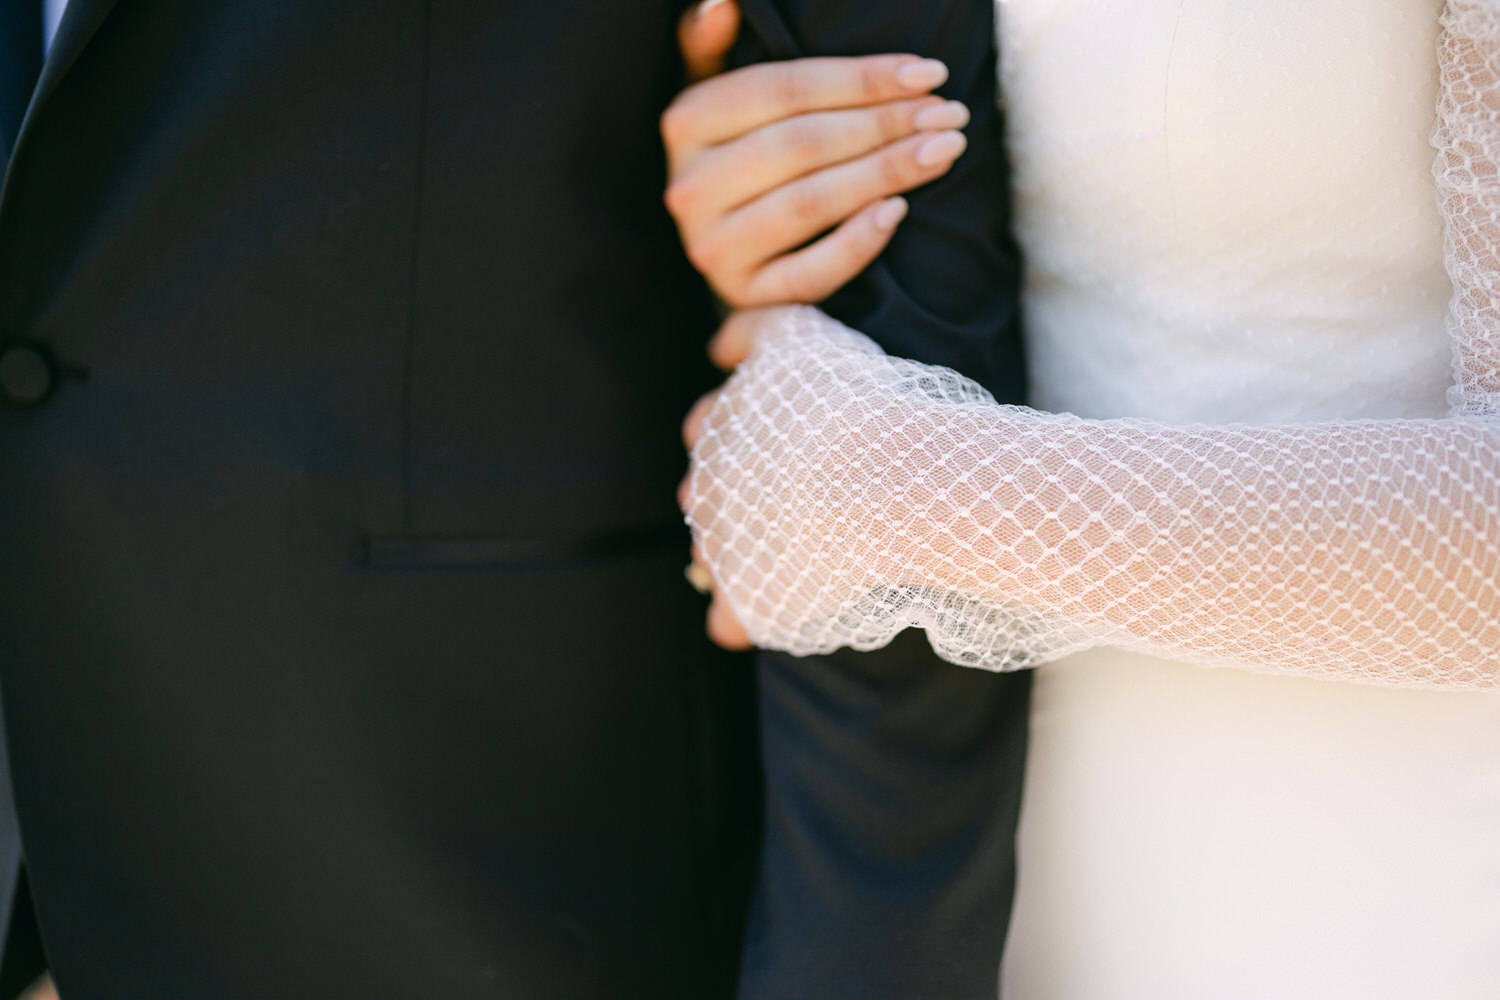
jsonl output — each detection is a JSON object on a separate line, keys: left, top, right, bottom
{"left": 1000, "top": 0, "right": 1453, "bottom": 423}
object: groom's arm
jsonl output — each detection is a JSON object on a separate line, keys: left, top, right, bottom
{"left": 685, "top": 7, "right": 1035, "bottom": 1000}
{"left": 729, "top": 0, "right": 1025, "bottom": 402}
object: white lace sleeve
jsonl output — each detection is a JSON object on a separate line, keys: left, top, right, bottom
{"left": 684, "top": 0, "right": 1500, "bottom": 690}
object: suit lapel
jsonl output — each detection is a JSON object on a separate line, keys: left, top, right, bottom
{"left": 13, "top": 0, "right": 119, "bottom": 153}
{"left": 0, "top": 0, "right": 43, "bottom": 162}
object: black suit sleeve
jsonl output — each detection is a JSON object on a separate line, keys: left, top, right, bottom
{"left": 726, "top": 4, "right": 1034, "bottom": 1000}
{"left": 730, "top": 0, "right": 1026, "bottom": 403}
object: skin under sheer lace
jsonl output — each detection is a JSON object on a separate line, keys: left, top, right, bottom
{"left": 684, "top": 0, "right": 1500, "bottom": 691}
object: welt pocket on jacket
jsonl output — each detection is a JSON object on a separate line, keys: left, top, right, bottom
{"left": 362, "top": 522, "right": 686, "bottom": 572}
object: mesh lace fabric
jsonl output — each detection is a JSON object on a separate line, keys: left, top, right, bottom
{"left": 686, "top": 0, "right": 1500, "bottom": 691}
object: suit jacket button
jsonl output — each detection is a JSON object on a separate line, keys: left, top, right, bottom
{"left": 0, "top": 342, "right": 56, "bottom": 406}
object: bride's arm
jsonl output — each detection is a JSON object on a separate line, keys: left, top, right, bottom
{"left": 684, "top": 0, "right": 1500, "bottom": 689}
{"left": 1437, "top": 0, "right": 1500, "bottom": 416}
{"left": 691, "top": 307, "right": 1499, "bottom": 685}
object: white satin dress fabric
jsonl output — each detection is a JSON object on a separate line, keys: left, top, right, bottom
{"left": 996, "top": 1, "right": 1500, "bottom": 996}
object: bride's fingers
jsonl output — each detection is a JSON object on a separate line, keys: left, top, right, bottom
{"left": 690, "top": 129, "right": 966, "bottom": 307}
{"left": 740, "top": 197, "right": 907, "bottom": 305}
{"left": 682, "top": 389, "right": 721, "bottom": 449}
{"left": 683, "top": 541, "right": 750, "bottom": 650}
{"left": 682, "top": 499, "right": 750, "bottom": 650}
{"left": 683, "top": 558, "right": 715, "bottom": 595}
{"left": 709, "top": 308, "right": 781, "bottom": 370}
{"left": 707, "top": 591, "right": 753, "bottom": 650}
{"left": 667, "top": 98, "right": 967, "bottom": 234}
{"left": 662, "top": 55, "right": 948, "bottom": 161}
{"left": 677, "top": 0, "right": 741, "bottom": 84}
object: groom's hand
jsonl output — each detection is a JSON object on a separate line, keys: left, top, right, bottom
{"left": 663, "top": 30, "right": 970, "bottom": 307}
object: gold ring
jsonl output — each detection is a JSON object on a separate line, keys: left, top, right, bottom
{"left": 684, "top": 562, "right": 714, "bottom": 595}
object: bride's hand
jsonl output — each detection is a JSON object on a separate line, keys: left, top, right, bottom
{"left": 681, "top": 308, "right": 902, "bottom": 652}
{"left": 679, "top": 310, "right": 782, "bottom": 649}
{"left": 662, "top": 42, "right": 970, "bottom": 307}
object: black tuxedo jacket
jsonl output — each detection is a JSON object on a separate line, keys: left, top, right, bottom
{"left": 0, "top": 1, "right": 1026, "bottom": 998}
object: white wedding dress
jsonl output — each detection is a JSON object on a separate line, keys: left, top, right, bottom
{"left": 996, "top": 1, "right": 1500, "bottom": 1000}
{"left": 685, "top": 1, "right": 1500, "bottom": 996}
{"left": 997, "top": 2, "right": 1500, "bottom": 996}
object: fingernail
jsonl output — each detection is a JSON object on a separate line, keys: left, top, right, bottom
{"left": 897, "top": 59, "right": 949, "bottom": 91}
{"left": 915, "top": 129, "right": 967, "bottom": 168}
{"left": 912, "top": 100, "right": 970, "bottom": 131}
{"left": 874, "top": 197, "right": 909, "bottom": 232}
{"left": 696, "top": 0, "right": 730, "bottom": 19}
